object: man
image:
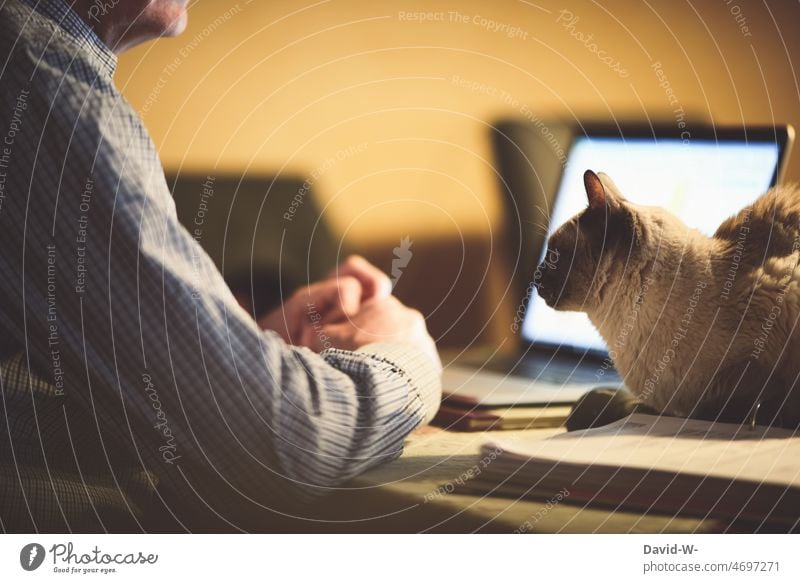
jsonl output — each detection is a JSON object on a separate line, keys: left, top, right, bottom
{"left": 0, "top": 0, "right": 441, "bottom": 531}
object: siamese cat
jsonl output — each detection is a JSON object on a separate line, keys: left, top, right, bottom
{"left": 535, "top": 170, "right": 800, "bottom": 427}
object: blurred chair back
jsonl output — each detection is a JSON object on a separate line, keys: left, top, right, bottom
{"left": 168, "top": 172, "right": 339, "bottom": 315}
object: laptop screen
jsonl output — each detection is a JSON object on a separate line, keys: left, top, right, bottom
{"left": 521, "top": 134, "right": 782, "bottom": 353}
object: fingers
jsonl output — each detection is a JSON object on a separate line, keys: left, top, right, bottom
{"left": 270, "top": 276, "right": 362, "bottom": 346}
{"left": 314, "top": 275, "right": 362, "bottom": 323}
{"left": 261, "top": 256, "right": 391, "bottom": 347}
{"left": 328, "top": 255, "right": 392, "bottom": 301}
{"left": 322, "top": 295, "right": 403, "bottom": 349}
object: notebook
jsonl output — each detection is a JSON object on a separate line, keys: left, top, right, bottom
{"left": 465, "top": 414, "right": 800, "bottom": 525}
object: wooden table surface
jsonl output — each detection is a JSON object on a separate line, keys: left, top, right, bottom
{"left": 278, "top": 425, "right": 719, "bottom": 533}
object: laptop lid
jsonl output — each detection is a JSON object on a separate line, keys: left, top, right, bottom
{"left": 520, "top": 123, "right": 795, "bottom": 358}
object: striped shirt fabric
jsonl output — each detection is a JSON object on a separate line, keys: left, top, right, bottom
{"left": 0, "top": 0, "right": 441, "bottom": 532}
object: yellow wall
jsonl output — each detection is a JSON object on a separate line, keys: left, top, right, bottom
{"left": 117, "top": 0, "right": 800, "bottom": 246}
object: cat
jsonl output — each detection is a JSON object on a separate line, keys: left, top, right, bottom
{"left": 534, "top": 170, "right": 800, "bottom": 427}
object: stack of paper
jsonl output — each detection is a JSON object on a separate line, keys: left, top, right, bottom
{"left": 466, "top": 414, "right": 800, "bottom": 525}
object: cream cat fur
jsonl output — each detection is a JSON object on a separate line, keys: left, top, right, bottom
{"left": 535, "top": 170, "right": 800, "bottom": 427}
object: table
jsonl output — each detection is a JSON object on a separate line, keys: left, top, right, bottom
{"left": 281, "top": 425, "right": 719, "bottom": 533}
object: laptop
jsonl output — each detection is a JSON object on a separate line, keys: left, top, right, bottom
{"left": 443, "top": 122, "right": 795, "bottom": 408}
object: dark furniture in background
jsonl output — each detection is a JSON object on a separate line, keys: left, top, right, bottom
{"left": 167, "top": 172, "right": 340, "bottom": 317}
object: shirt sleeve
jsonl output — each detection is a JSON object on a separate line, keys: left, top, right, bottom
{"left": 2, "top": 70, "right": 441, "bottom": 519}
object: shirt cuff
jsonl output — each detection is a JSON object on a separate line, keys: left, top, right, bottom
{"left": 354, "top": 342, "right": 442, "bottom": 425}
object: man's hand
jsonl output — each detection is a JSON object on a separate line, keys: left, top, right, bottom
{"left": 313, "top": 295, "right": 441, "bottom": 371}
{"left": 258, "top": 255, "right": 391, "bottom": 345}
{"left": 327, "top": 254, "right": 392, "bottom": 300}
{"left": 258, "top": 255, "right": 439, "bottom": 370}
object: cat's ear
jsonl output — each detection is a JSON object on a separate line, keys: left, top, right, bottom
{"left": 597, "top": 172, "right": 625, "bottom": 202}
{"left": 584, "top": 170, "right": 622, "bottom": 210}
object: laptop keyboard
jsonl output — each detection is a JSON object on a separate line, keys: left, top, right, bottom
{"left": 481, "top": 354, "right": 619, "bottom": 385}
